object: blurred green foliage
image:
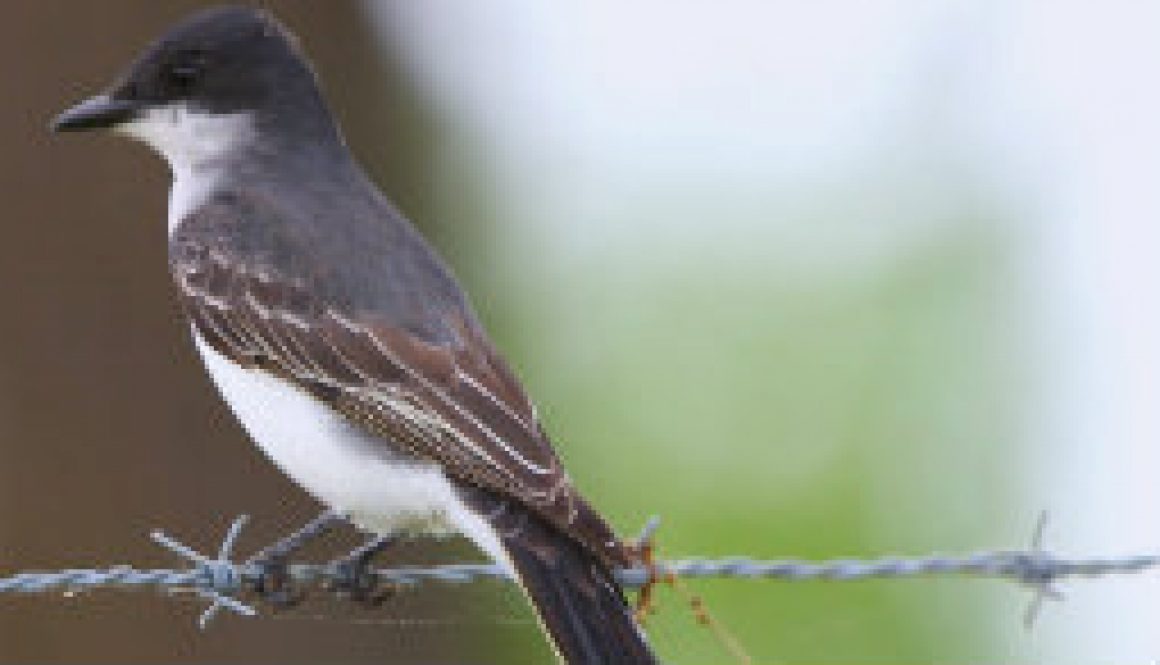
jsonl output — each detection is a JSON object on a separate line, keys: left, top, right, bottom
{"left": 467, "top": 214, "right": 1022, "bottom": 662}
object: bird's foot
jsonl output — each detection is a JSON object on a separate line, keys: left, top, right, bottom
{"left": 248, "top": 551, "right": 305, "bottom": 609}
{"left": 324, "top": 534, "right": 399, "bottom": 607}
{"left": 245, "top": 510, "right": 344, "bottom": 609}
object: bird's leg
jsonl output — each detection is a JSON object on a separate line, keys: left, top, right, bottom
{"left": 247, "top": 509, "right": 344, "bottom": 608}
{"left": 324, "top": 533, "right": 400, "bottom": 606}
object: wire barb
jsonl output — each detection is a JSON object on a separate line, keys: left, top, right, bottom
{"left": 631, "top": 515, "right": 663, "bottom": 621}
{"left": 150, "top": 515, "right": 257, "bottom": 629}
{"left": 1020, "top": 510, "right": 1064, "bottom": 629}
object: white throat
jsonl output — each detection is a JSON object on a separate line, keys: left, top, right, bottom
{"left": 118, "top": 104, "right": 255, "bottom": 236}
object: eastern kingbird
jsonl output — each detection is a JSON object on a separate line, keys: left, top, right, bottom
{"left": 53, "top": 6, "right": 656, "bottom": 664}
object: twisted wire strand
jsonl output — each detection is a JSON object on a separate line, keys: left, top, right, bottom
{"left": 4, "top": 553, "right": 1156, "bottom": 594}
{"left": 1, "top": 515, "right": 1155, "bottom": 627}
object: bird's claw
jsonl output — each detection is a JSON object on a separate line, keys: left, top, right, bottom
{"left": 324, "top": 558, "right": 395, "bottom": 606}
{"left": 248, "top": 553, "right": 305, "bottom": 609}
{"left": 323, "top": 534, "right": 399, "bottom": 607}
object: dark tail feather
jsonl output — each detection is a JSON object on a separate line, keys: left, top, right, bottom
{"left": 456, "top": 485, "right": 658, "bottom": 664}
{"left": 503, "top": 525, "right": 658, "bottom": 664}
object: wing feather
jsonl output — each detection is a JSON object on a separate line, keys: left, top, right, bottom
{"left": 170, "top": 206, "right": 630, "bottom": 567}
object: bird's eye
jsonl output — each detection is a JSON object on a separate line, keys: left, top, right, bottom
{"left": 164, "top": 60, "right": 203, "bottom": 95}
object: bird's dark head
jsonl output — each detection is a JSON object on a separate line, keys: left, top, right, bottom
{"left": 52, "top": 5, "right": 337, "bottom": 159}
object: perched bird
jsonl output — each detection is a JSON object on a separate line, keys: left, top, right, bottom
{"left": 53, "top": 6, "right": 657, "bottom": 664}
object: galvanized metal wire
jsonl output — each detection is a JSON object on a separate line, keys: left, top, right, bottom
{"left": 1, "top": 513, "right": 1155, "bottom": 629}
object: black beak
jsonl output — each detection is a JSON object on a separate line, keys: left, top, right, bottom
{"left": 51, "top": 94, "right": 140, "bottom": 133}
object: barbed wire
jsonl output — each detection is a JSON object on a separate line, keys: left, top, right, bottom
{"left": 1, "top": 513, "right": 1156, "bottom": 629}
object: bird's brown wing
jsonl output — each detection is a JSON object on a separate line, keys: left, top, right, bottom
{"left": 170, "top": 217, "right": 630, "bottom": 568}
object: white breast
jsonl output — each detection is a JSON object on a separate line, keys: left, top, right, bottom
{"left": 193, "top": 332, "right": 510, "bottom": 567}
{"left": 193, "top": 332, "right": 460, "bottom": 534}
